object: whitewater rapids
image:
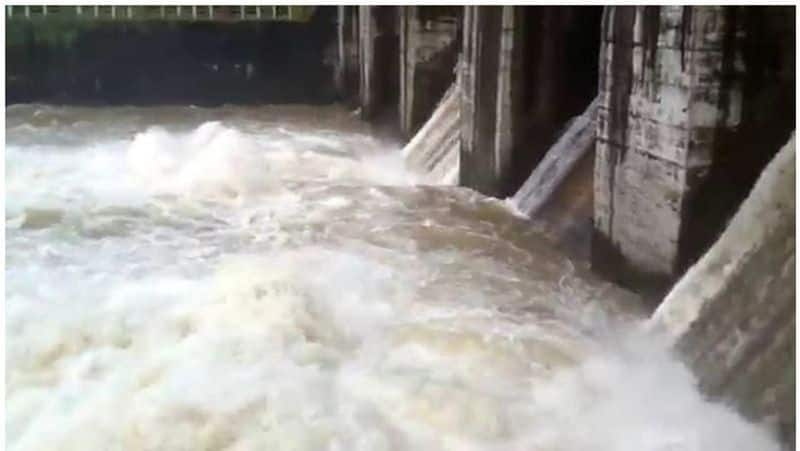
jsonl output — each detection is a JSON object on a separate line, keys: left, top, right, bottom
{"left": 5, "top": 104, "right": 780, "bottom": 451}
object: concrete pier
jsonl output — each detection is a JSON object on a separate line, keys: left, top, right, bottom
{"left": 334, "top": 6, "right": 795, "bottom": 443}
{"left": 357, "top": 6, "right": 377, "bottom": 118}
{"left": 458, "top": 6, "right": 517, "bottom": 197}
{"left": 333, "top": 5, "right": 793, "bottom": 288}
{"left": 591, "top": 6, "right": 795, "bottom": 293}
{"left": 334, "top": 6, "right": 360, "bottom": 107}
{"left": 354, "top": 6, "right": 399, "bottom": 120}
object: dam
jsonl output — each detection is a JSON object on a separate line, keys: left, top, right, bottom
{"left": 5, "top": 5, "right": 796, "bottom": 451}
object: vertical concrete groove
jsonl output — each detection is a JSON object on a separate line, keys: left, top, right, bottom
{"left": 641, "top": 6, "right": 660, "bottom": 86}
{"left": 358, "top": 6, "right": 375, "bottom": 118}
{"left": 680, "top": 6, "right": 692, "bottom": 71}
{"left": 493, "top": 6, "right": 515, "bottom": 181}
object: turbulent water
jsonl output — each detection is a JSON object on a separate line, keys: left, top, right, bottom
{"left": 6, "top": 104, "right": 780, "bottom": 451}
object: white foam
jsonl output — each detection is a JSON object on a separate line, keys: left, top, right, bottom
{"left": 7, "top": 249, "right": 779, "bottom": 451}
{"left": 6, "top": 106, "right": 781, "bottom": 451}
{"left": 126, "top": 122, "right": 272, "bottom": 199}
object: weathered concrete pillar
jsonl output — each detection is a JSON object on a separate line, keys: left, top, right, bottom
{"left": 399, "top": 6, "right": 460, "bottom": 138}
{"left": 592, "top": 6, "right": 795, "bottom": 293}
{"left": 349, "top": 7, "right": 361, "bottom": 108}
{"left": 399, "top": 6, "right": 416, "bottom": 135}
{"left": 355, "top": 6, "right": 399, "bottom": 121}
{"left": 334, "top": 6, "right": 346, "bottom": 96}
{"left": 358, "top": 6, "right": 377, "bottom": 119}
{"left": 459, "top": 6, "right": 525, "bottom": 198}
{"left": 493, "top": 6, "right": 526, "bottom": 191}
{"left": 335, "top": 6, "right": 359, "bottom": 104}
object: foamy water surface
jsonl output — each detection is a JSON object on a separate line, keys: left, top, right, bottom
{"left": 5, "top": 104, "right": 780, "bottom": 451}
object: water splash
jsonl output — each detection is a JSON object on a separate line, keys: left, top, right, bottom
{"left": 5, "top": 105, "right": 780, "bottom": 451}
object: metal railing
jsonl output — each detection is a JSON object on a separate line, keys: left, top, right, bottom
{"left": 6, "top": 5, "right": 315, "bottom": 22}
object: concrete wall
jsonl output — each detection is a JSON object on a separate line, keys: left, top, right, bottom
{"left": 594, "top": 8, "right": 795, "bottom": 442}
{"left": 592, "top": 6, "right": 795, "bottom": 295}
{"left": 652, "top": 135, "right": 795, "bottom": 447}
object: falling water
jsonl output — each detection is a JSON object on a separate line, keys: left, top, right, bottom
{"left": 402, "top": 83, "right": 460, "bottom": 185}
{"left": 6, "top": 104, "right": 780, "bottom": 451}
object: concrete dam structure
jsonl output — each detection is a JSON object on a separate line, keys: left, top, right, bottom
{"left": 337, "top": 2, "right": 794, "bottom": 425}
{"left": 339, "top": 5, "right": 795, "bottom": 445}
{"left": 5, "top": 5, "right": 796, "bottom": 450}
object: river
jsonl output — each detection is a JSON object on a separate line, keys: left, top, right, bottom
{"left": 5, "top": 104, "right": 780, "bottom": 450}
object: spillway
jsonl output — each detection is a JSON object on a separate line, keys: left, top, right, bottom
{"left": 5, "top": 104, "right": 781, "bottom": 451}
{"left": 402, "top": 83, "right": 460, "bottom": 185}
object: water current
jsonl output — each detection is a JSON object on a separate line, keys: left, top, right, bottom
{"left": 5, "top": 104, "right": 780, "bottom": 451}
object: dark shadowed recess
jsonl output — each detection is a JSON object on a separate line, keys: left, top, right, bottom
{"left": 6, "top": 7, "right": 339, "bottom": 106}
{"left": 507, "top": 6, "right": 603, "bottom": 197}
{"left": 678, "top": 6, "right": 796, "bottom": 274}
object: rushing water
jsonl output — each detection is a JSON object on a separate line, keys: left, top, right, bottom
{"left": 5, "top": 104, "right": 780, "bottom": 451}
